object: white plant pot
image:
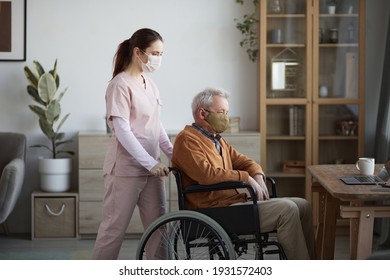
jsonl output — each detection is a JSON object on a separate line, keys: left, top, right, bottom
{"left": 38, "top": 157, "right": 72, "bottom": 192}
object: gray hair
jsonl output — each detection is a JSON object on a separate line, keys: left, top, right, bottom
{"left": 191, "top": 87, "right": 230, "bottom": 119}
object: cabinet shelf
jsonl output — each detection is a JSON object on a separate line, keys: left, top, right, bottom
{"left": 316, "top": 98, "right": 361, "bottom": 104}
{"left": 267, "top": 44, "right": 306, "bottom": 48}
{"left": 267, "top": 171, "right": 305, "bottom": 178}
{"left": 319, "top": 14, "right": 359, "bottom": 18}
{"left": 319, "top": 135, "right": 358, "bottom": 140}
{"left": 267, "top": 14, "right": 306, "bottom": 18}
{"left": 265, "top": 98, "right": 307, "bottom": 104}
{"left": 320, "top": 44, "right": 358, "bottom": 47}
{"left": 267, "top": 135, "right": 306, "bottom": 140}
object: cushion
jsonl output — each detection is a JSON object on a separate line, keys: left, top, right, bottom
{"left": 0, "top": 158, "right": 25, "bottom": 223}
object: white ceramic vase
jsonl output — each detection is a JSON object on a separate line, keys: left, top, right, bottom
{"left": 38, "top": 157, "right": 72, "bottom": 192}
{"left": 328, "top": 5, "right": 336, "bottom": 14}
{"left": 319, "top": 86, "right": 329, "bottom": 97}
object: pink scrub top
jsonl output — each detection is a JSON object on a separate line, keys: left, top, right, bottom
{"left": 103, "top": 72, "right": 163, "bottom": 176}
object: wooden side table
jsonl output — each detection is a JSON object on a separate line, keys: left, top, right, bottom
{"left": 31, "top": 191, "right": 79, "bottom": 240}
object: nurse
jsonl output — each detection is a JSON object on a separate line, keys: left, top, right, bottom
{"left": 92, "top": 28, "right": 173, "bottom": 259}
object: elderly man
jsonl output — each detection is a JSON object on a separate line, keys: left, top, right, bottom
{"left": 171, "top": 87, "right": 315, "bottom": 260}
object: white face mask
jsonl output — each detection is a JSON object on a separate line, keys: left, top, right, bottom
{"left": 140, "top": 52, "right": 162, "bottom": 73}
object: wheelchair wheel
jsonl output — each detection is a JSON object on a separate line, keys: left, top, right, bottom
{"left": 136, "top": 210, "right": 236, "bottom": 260}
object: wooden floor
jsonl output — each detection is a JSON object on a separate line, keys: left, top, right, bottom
{"left": 0, "top": 234, "right": 353, "bottom": 260}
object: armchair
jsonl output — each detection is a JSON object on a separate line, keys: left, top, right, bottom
{"left": 0, "top": 132, "right": 26, "bottom": 235}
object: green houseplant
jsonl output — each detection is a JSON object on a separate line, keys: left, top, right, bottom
{"left": 234, "top": 0, "right": 259, "bottom": 62}
{"left": 24, "top": 60, "right": 74, "bottom": 158}
{"left": 24, "top": 60, "right": 74, "bottom": 192}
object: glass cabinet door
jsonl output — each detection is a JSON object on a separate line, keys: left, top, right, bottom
{"left": 312, "top": 0, "right": 364, "bottom": 165}
{"left": 316, "top": 0, "right": 360, "bottom": 99}
{"left": 260, "top": 0, "right": 311, "bottom": 198}
{"left": 265, "top": 0, "right": 309, "bottom": 99}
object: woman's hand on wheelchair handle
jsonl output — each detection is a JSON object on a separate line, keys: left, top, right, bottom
{"left": 150, "top": 163, "right": 170, "bottom": 177}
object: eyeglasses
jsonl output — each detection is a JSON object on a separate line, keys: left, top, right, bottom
{"left": 204, "top": 108, "right": 228, "bottom": 115}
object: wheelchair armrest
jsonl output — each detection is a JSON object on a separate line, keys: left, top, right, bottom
{"left": 266, "top": 177, "right": 277, "bottom": 198}
{"left": 168, "top": 167, "right": 278, "bottom": 205}
{"left": 183, "top": 181, "right": 257, "bottom": 202}
{"left": 185, "top": 178, "right": 277, "bottom": 198}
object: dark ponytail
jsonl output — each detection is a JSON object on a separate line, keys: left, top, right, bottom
{"left": 112, "top": 28, "right": 163, "bottom": 78}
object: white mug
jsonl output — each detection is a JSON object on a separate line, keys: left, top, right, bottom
{"left": 356, "top": 158, "right": 375, "bottom": 175}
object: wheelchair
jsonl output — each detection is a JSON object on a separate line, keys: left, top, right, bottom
{"left": 136, "top": 167, "right": 287, "bottom": 260}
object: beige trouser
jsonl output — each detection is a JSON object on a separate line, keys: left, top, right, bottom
{"left": 92, "top": 174, "right": 166, "bottom": 259}
{"left": 233, "top": 197, "right": 315, "bottom": 260}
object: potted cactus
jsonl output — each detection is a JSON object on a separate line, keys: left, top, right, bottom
{"left": 24, "top": 60, "right": 74, "bottom": 192}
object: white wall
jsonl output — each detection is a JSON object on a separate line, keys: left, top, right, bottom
{"left": 0, "top": 0, "right": 258, "bottom": 233}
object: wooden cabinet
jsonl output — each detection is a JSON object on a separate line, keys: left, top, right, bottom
{"left": 78, "top": 131, "right": 144, "bottom": 238}
{"left": 78, "top": 131, "right": 260, "bottom": 237}
{"left": 259, "top": 0, "right": 365, "bottom": 199}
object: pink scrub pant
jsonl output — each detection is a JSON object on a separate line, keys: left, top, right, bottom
{"left": 92, "top": 174, "right": 166, "bottom": 259}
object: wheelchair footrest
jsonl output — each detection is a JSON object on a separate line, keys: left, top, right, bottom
{"left": 264, "top": 249, "right": 282, "bottom": 255}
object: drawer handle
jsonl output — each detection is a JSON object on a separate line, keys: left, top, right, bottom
{"left": 45, "top": 203, "right": 65, "bottom": 216}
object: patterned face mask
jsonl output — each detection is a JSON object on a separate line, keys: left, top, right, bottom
{"left": 205, "top": 111, "right": 229, "bottom": 133}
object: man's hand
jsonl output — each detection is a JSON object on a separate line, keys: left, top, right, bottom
{"left": 150, "top": 163, "right": 170, "bottom": 177}
{"left": 249, "top": 175, "right": 270, "bottom": 201}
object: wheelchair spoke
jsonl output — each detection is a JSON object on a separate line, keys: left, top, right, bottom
{"left": 136, "top": 211, "right": 235, "bottom": 260}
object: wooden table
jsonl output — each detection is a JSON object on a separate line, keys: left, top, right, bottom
{"left": 308, "top": 164, "right": 390, "bottom": 260}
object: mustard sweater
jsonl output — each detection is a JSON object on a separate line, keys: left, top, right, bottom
{"left": 171, "top": 125, "right": 264, "bottom": 209}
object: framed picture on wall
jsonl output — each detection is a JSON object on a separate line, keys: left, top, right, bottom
{"left": 0, "top": 0, "right": 26, "bottom": 61}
